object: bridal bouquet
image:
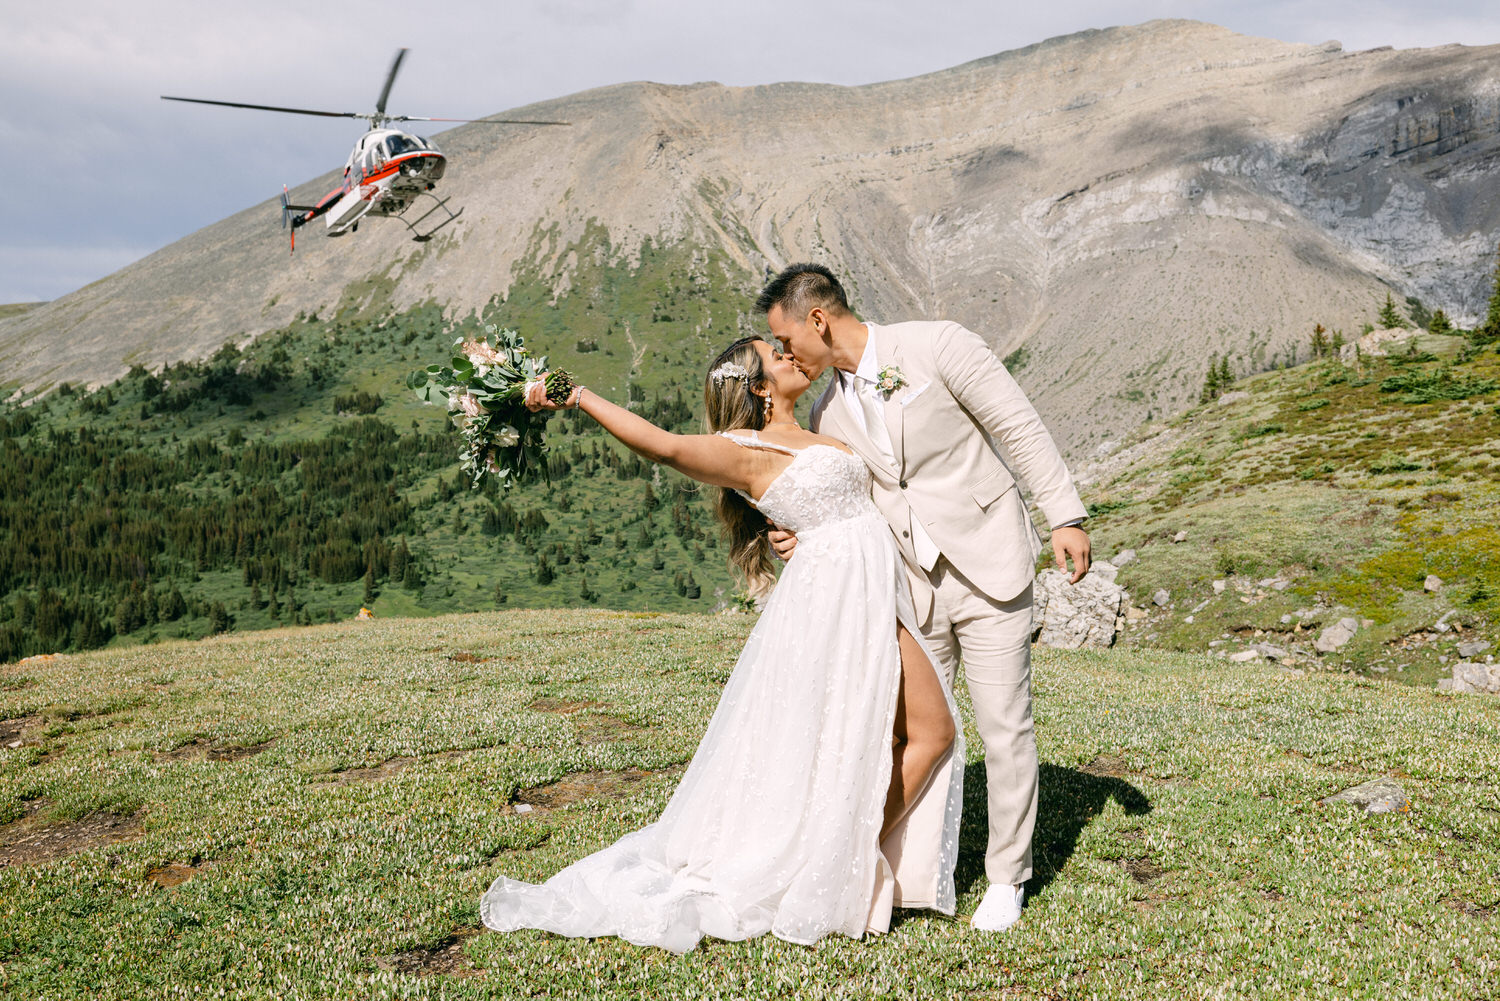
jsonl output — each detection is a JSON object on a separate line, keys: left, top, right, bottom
{"left": 408, "top": 324, "right": 574, "bottom": 488}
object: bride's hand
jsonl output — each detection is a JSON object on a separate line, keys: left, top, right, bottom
{"left": 524, "top": 376, "right": 581, "bottom": 412}
{"left": 768, "top": 527, "right": 797, "bottom": 561}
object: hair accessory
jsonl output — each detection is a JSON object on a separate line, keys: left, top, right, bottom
{"left": 709, "top": 361, "right": 751, "bottom": 386}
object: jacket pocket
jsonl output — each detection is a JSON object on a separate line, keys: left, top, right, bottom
{"left": 970, "top": 464, "right": 1016, "bottom": 509}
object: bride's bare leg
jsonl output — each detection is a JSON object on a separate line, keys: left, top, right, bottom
{"left": 882, "top": 625, "right": 957, "bottom": 840}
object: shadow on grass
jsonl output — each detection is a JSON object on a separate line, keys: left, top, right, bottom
{"left": 953, "top": 761, "right": 1152, "bottom": 902}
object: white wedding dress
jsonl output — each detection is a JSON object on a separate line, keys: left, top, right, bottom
{"left": 480, "top": 433, "right": 964, "bottom": 953}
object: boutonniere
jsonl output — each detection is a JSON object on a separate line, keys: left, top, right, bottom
{"left": 875, "top": 365, "right": 907, "bottom": 398}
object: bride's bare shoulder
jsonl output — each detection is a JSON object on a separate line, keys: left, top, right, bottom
{"left": 759, "top": 426, "right": 854, "bottom": 455}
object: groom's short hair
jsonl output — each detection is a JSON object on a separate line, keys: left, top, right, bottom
{"left": 755, "top": 263, "right": 851, "bottom": 319}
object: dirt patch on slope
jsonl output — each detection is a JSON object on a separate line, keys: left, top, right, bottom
{"left": 156, "top": 737, "right": 277, "bottom": 762}
{"left": 1, "top": 799, "right": 145, "bottom": 867}
{"left": 374, "top": 926, "right": 483, "bottom": 979}
{"left": 515, "top": 766, "right": 679, "bottom": 811}
{"left": 315, "top": 748, "right": 476, "bottom": 785}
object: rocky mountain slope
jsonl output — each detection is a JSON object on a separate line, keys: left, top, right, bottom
{"left": 4, "top": 19, "right": 1499, "bottom": 455}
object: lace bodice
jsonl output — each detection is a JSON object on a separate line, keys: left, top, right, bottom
{"left": 721, "top": 432, "right": 880, "bottom": 534}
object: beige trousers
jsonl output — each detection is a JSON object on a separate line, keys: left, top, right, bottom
{"left": 911, "top": 557, "right": 1036, "bottom": 886}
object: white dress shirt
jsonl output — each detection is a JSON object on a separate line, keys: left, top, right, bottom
{"left": 839, "top": 330, "right": 943, "bottom": 571}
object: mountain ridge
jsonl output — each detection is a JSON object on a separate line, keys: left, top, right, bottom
{"left": 4, "top": 19, "right": 1499, "bottom": 457}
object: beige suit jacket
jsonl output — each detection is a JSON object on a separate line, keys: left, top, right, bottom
{"left": 809, "top": 320, "right": 1087, "bottom": 606}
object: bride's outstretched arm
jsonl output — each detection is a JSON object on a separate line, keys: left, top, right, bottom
{"left": 525, "top": 380, "right": 771, "bottom": 494}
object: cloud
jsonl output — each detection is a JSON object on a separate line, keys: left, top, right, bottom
{"left": 3, "top": 0, "right": 1497, "bottom": 304}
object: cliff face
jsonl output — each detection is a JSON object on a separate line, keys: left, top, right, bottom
{"left": 4, "top": 20, "right": 1498, "bottom": 455}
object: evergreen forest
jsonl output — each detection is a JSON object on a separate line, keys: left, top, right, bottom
{"left": 0, "top": 231, "right": 784, "bottom": 662}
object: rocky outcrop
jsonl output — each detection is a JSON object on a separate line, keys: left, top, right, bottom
{"left": 1320, "top": 778, "right": 1409, "bottom": 814}
{"left": 1031, "top": 562, "right": 1127, "bottom": 649}
{"left": 1439, "top": 661, "right": 1500, "bottom": 694}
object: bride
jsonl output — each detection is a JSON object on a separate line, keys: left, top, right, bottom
{"left": 481, "top": 337, "right": 963, "bottom": 954}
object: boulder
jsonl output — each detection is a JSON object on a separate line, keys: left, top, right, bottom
{"left": 1456, "top": 639, "right": 1491, "bottom": 659}
{"left": 1113, "top": 549, "right": 1137, "bottom": 568}
{"left": 1153, "top": 589, "right": 1171, "bottom": 607}
{"left": 1314, "top": 617, "right": 1359, "bottom": 654}
{"left": 1424, "top": 575, "right": 1444, "bottom": 592}
{"left": 1228, "top": 649, "right": 1261, "bottom": 663}
{"left": 1031, "top": 564, "right": 1127, "bottom": 649}
{"left": 1212, "top": 579, "right": 1227, "bottom": 594}
{"left": 1320, "top": 778, "right": 1409, "bottom": 814}
{"left": 1171, "top": 530, "right": 1188, "bottom": 543}
{"left": 1338, "top": 328, "right": 1414, "bottom": 361}
{"left": 1254, "top": 642, "right": 1288, "bottom": 660}
{"left": 1439, "top": 661, "right": 1500, "bottom": 694}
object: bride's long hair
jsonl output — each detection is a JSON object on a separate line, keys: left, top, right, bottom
{"left": 703, "top": 337, "right": 778, "bottom": 597}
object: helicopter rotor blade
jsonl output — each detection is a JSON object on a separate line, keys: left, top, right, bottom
{"left": 162, "top": 96, "right": 360, "bottom": 119}
{"left": 394, "top": 116, "right": 572, "bottom": 125}
{"left": 375, "top": 48, "right": 409, "bottom": 116}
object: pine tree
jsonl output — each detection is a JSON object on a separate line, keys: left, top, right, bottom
{"left": 535, "top": 554, "right": 554, "bottom": 585}
{"left": 1216, "top": 355, "right": 1232, "bottom": 390}
{"left": 1428, "top": 309, "right": 1453, "bottom": 335}
{"left": 1199, "top": 354, "right": 1221, "bottom": 403}
{"left": 1377, "top": 292, "right": 1406, "bottom": 329}
{"left": 1310, "top": 324, "right": 1329, "bottom": 359}
{"left": 361, "top": 567, "right": 376, "bottom": 605}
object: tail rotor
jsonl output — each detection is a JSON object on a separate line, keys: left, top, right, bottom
{"left": 281, "top": 185, "right": 297, "bottom": 254}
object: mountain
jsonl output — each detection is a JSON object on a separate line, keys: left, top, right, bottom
{"left": 4, "top": 19, "right": 1500, "bottom": 456}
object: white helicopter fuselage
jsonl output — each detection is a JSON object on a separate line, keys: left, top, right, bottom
{"left": 322, "top": 128, "right": 447, "bottom": 235}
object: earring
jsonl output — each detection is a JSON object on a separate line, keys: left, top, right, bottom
{"left": 763, "top": 395, "right": 773, "bottom": 423}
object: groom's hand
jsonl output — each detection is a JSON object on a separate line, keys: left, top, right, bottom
{"left": 1052, "top": 526, "right": 1091, "bottom": 583}
{"left": 768, "top": 527, "right": 797, "bottom": 561}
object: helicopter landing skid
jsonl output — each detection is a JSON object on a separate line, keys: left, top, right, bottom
{"left": 400, "top": 193, "right": 463, "bottom": 241}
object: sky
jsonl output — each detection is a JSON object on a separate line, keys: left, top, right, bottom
{"left": 2, "top": 0, "right": 1496, "bottom": 304}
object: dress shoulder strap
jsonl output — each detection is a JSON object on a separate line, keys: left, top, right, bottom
{"left": 716, "top": 429, "right": 798, "bottom": 455}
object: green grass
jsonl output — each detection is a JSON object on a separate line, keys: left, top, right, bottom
{"left": 2, "top": 611, "right": 1497, "bottom": 998}
{"left": 1083, "top": 334, "right": 1500, "bottom": 684}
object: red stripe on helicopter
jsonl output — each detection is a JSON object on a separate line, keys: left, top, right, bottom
{"left": 357, "top": 152, "right": 443, "bottom": 186}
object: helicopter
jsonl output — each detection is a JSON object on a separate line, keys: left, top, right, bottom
{"left": 162, "top": 49, "right": 568, "bottom": 251}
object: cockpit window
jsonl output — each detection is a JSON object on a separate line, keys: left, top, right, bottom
{"left": 386, "top": 134, "right": 427, "bottom": 156}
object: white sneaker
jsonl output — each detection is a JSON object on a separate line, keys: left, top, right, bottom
{"left": 970, "top": 882, "right": 1025, "bottom": 931}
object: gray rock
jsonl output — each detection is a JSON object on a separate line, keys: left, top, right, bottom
{"left": 1456, "top": 639, "right": 1491, "bottom": 659}
{"left": 1113, "top": 549, "right": 1137, "bottom": 568}
{"left": 1212, "top": 579, "right": 1227, "bottom": 594}
{"left": 1172, "top": 531, "right": 1188, "bottom": 543}
{"left": 1255, "top": 642, "right": 1288, "bottom": 660}
{"left": 1216, "top": 391, "right": 1250, "bottom": 406}
{"left": 1031, "top": 566, "right": 1127, "bottom": 649}
{"left": 1090, "top": 561, "right": 1119, "bottom": 583}
{"left": 1320, "top": 778, "right": 1409, "bottom": 815}
{"left": 1440, "top": 661, "right": 1500, "bottom": 694}
{"left": 1228, "top": 649, "right": 1261, "bottom": 663}
{"left": 1314, "top": 617, "right": 1359, "bottom": 654}
{"left": 1424, "top": 575, "right": 1444, "bottom": 592}
{"left": 1434, "top": 611, "right": 1456, "bottom": 634}
{"left": 1153, "top": 589, "right": 1171, "bottom": 607}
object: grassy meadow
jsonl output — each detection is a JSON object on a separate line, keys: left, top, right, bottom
{"left": 1083, "top": 331, "right": 1500, "bottom": 687}
{"left": 2, "top": 609, "right": 1497, "bottom": 999}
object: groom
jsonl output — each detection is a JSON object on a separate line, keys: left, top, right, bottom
{"left": 760, "top": 264, "right": 1090, "bottom": 932}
